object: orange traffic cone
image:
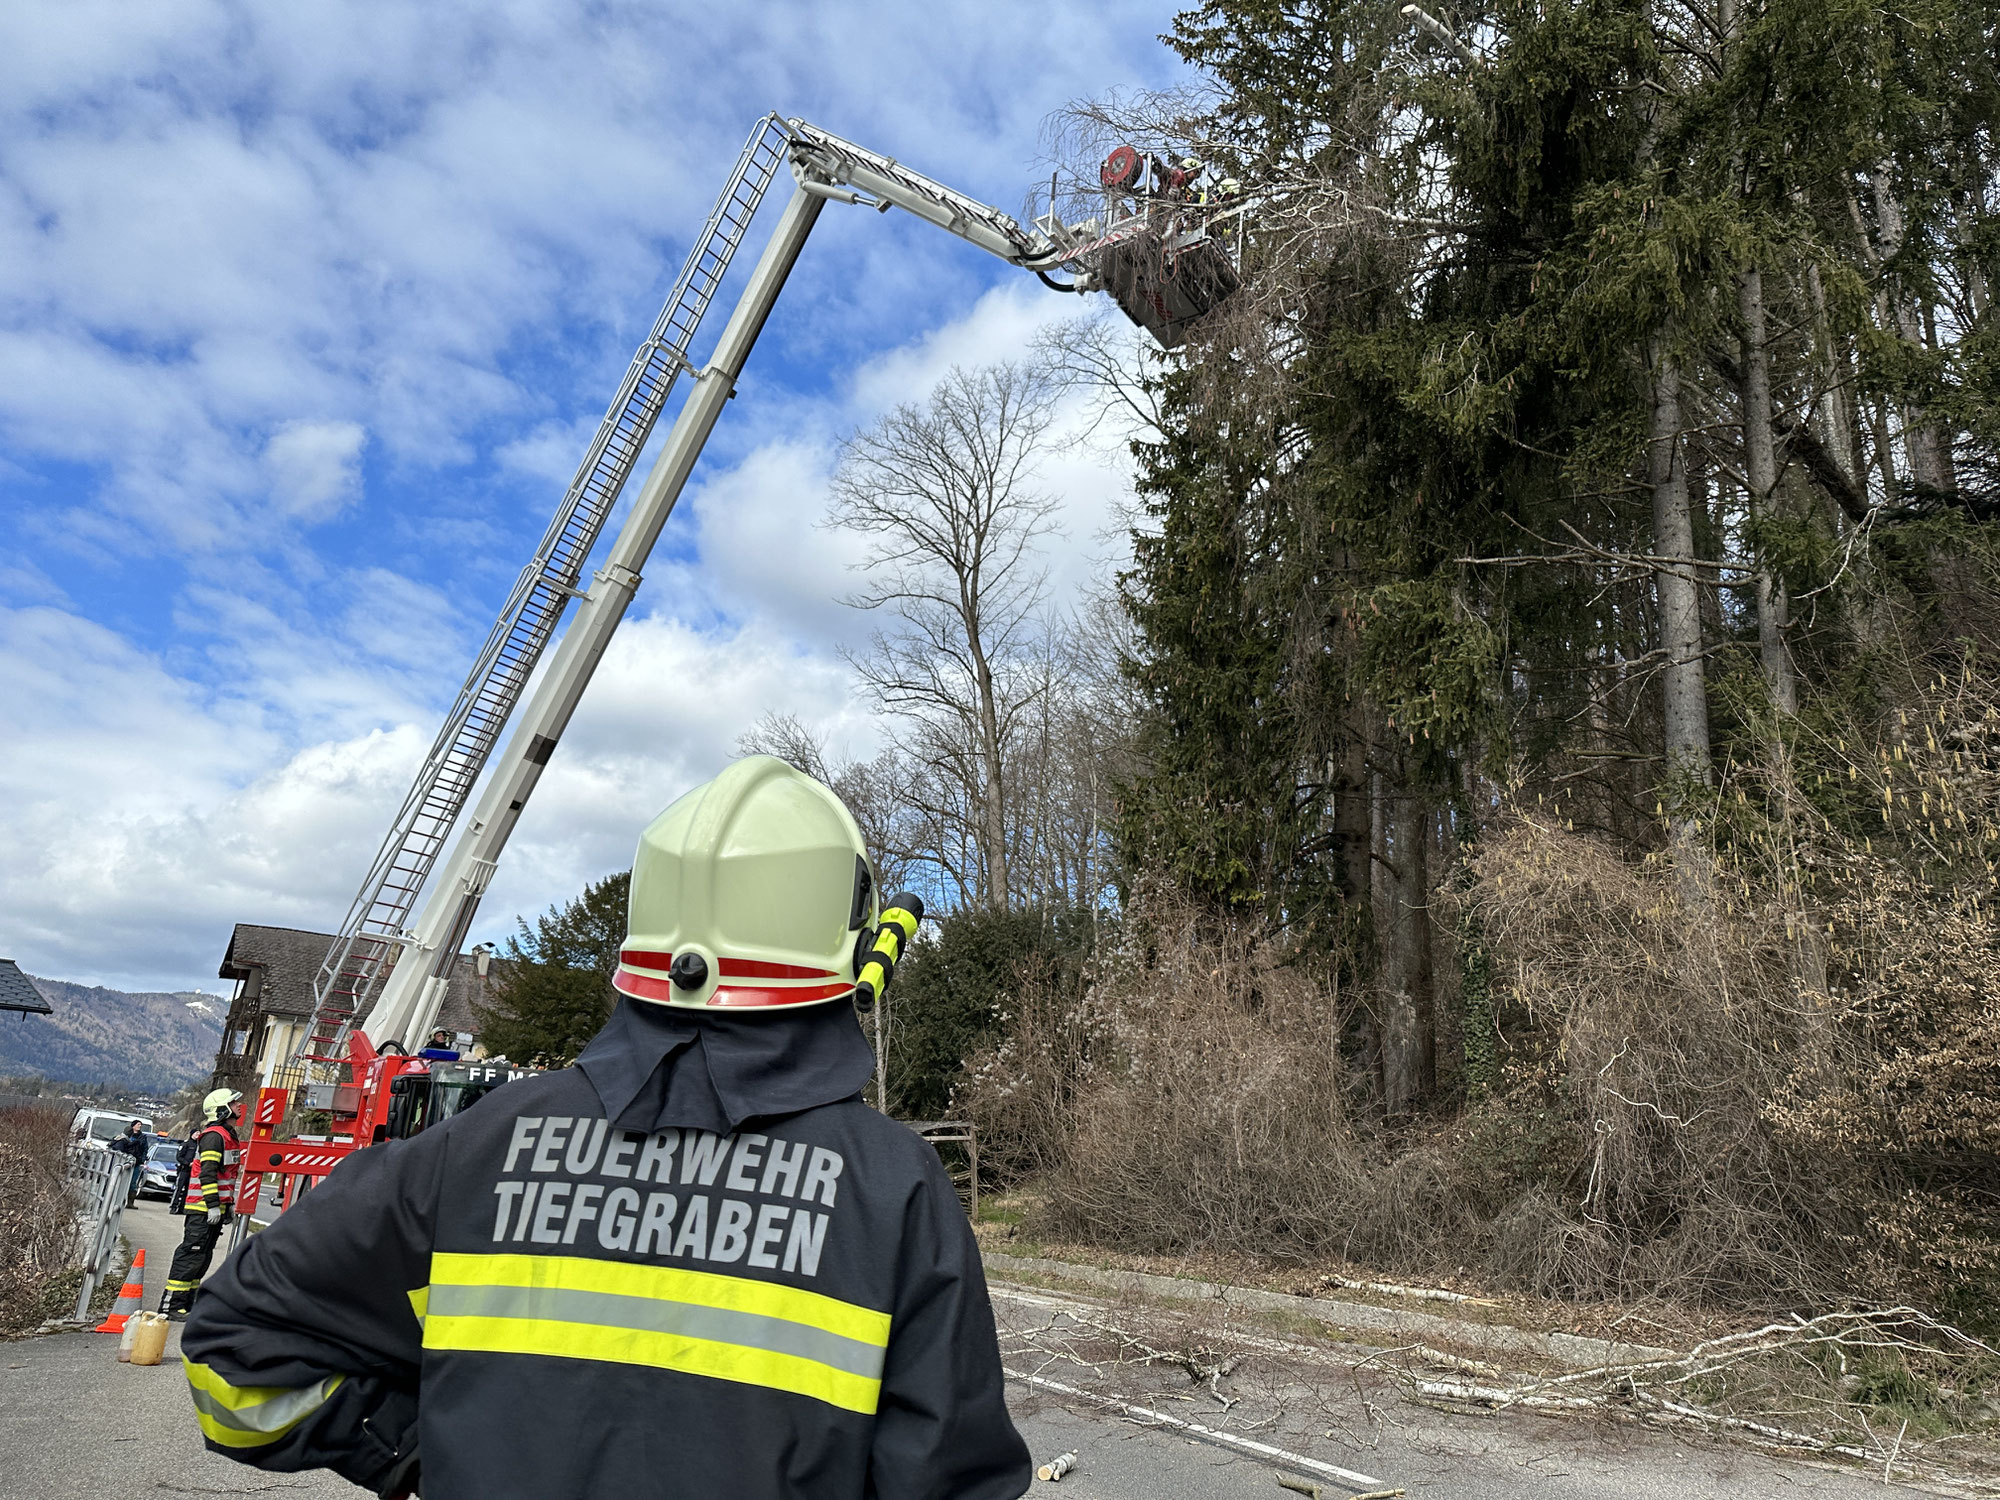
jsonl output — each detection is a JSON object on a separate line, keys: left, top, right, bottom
{"left": 96, "top": 1247, "right": 146, "bottom": 1333}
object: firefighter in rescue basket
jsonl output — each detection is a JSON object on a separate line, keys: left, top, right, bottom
{"left": 179, "top": 756, "right": 1031, "bottom": 1500}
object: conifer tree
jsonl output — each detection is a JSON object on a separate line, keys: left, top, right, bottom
{"left": 476, "top": 871, "right": 629, "bottom": 1064}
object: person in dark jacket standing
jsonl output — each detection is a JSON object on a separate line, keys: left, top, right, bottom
{"left": 164, "top": 1089, "right": 242, "bottom": 1318}
{"left": 180, "top": 756, "right": 1031, "bottom": 1500}
{"left": 108, "top": 1119, "right": 150, "bottom": 1207}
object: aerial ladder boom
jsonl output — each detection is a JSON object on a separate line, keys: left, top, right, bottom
{"left": 294, "top": 116, "right": 799, "bottom": 1071}
{"left": 330, "top": 116, "right": 1146, "bottom": 1057}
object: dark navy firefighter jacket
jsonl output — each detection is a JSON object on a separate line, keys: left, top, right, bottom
{"left": 180, "top": 999, "right": 1031, "bottom": 1500}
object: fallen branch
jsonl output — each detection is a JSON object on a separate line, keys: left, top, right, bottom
{"left": 1389, "top": 1307, "right": 2000, "bottom": 1492}
{"left": 1274, "top": 1472, "right": 1406, "bottom": 1500}
{"left": 1003, "top": 1367, "right": 1388, "bottom": 1491}
{"left": 1314, "top": 1273, "right": 1496, "bottom": 1307}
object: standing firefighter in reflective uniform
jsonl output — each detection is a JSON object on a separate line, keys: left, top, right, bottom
{"left": 180, "top": 756, "right": 1031, "bottom": 1500}
{"left": 163, "top": 1088, "right": 243, "bottom": 1320}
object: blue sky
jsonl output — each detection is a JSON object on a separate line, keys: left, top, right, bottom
{"left": 0, "top": 2, "right": 1181, "bottom": 995}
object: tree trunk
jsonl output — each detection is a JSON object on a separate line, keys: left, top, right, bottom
{"left": 1738, "top": 265, "right": 1798, "bottom": 715}
{"left": 1959, "top": 187, "right": 1992, "bottom": 320}
{"left": 1335, "top": 720, "right": 1372, "bottom": 909}
{"left": 1804, "top": 259, "right": 1893, "bottom": 651}
{"left": 1868, "top": 167, "right": 1957, "bottom": 497}
{"left": 968, "top": 628, "right": 1011, "bottom": 911}
{"left": 1870, "top": 395, "right": 1901, "bottom": 499}
{"left": 1803, "top": 261, "right": 1865, "bottom": 503}
{"left": 1648, "top": 335, "right": 1714, "bottom": 815}
{"left": 1373, "top": 761, "right": 1435, "bottom": 1114}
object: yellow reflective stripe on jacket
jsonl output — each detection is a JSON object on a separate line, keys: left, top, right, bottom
{"left": 407, "top": 1285, "right": 429, "bottom": 1326}
{"left": 183, "top": 1357, "right": 343, "bottom": 1451}
{"left": 422, "top": 1252, "right": 891, "bottom": 1414}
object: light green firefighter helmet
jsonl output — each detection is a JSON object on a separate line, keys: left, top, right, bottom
{"left": 614, "top": 756, "right": 878, "bottom": 1010}
{"left": 201, "top": 1088, "right": 242, "bottom": 1121}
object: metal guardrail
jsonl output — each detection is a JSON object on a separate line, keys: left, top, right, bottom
{"left": 907, "top": 1120, "right": 979, "bottom": 1223}
{"left": 66, "top": 1144, "right": 128, "bottom": 1321}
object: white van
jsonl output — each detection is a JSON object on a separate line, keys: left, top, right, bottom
{"left": 71, "top": 1108, "right": 155, "bottom": 1148}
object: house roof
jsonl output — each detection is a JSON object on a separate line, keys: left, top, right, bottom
{"left": 217, "top": 924, "right": 504, "bottom": 1035}
{"left": 0, "top": 959, "right": 53, "bottom": 1015}
{"left": 218, "top": 925, "right": 339, "bottom": 1019}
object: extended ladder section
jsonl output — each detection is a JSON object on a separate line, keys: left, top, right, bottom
{"left": 295, "top": 116, "right": 794, "bottom": 1070}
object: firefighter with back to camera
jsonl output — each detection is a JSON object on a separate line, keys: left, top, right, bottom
{"left": 180, "top": 756, "right": 1032, "bottom": 1500}
{"left": 162, "top": 1087, "right": 243, "bottom": 1320}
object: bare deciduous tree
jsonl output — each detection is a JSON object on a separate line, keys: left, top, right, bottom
{"left": 828, "top": 364, "right": 1063, "bottom": 911}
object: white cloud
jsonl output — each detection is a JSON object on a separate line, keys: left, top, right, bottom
{"left": 0, "top": 290, "right": 1144, "bottom": 995}
{"left": 496, "top": 415, "right": 601, "bottom": 488}
{"left": 671, "top": 439, "right": 865, "bottom": 642}
{"left": 265, "top": 420, "right": 366, "bottom": 522}
{"left": 0, "top": 601, "right": 386, "bottom": 985}
{"left": 0, "top": 0, "right": 1176, "bottom": 558}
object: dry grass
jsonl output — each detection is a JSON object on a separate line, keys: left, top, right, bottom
{"left": 0, "top": 1104, "right": 84, "bottom": 1334}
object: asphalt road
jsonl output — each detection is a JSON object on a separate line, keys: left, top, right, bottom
{"left": 989, "top": 1283, "right": 1938, "bottom": 1500}
{"left": 1, "top": 1198, "right": 365, "bottom": 1499}
{"left": 0, "top": 1202, "right": 1938, "bottom": 1500}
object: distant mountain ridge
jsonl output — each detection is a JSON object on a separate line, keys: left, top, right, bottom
{"left": 0, "top": 975, "right": 224, "bottom": 1089}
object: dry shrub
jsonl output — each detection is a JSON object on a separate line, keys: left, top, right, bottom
{"left": 974, "top": 872, "right": 1845, "bottom": 1298}
{"left": 1457, "top": 666, "right": 2000, "bottom": 1311}
{"left": 955, "top": 946, "right": 1110, "bottom": 1182}
{"left": 1469, "top": 819, "right": 1853, "bottom": 1304}
{"left": 1764, "top": 869, "right": 2000, "bottom": 1311}
{"left": 983, "top": 895, "right": 1480, "bottom": 1269}
{"left": 992, "top": 824, "right": 1973, "bottom": 1308}
{"left": 978, "top": 667, "right": 1999, "bottom": 1315}
{"left": 0, "top": 1104, "right": 84, "bottom": 1333}
{"left": 1727, "top": 662, "right": 2000, "bottom": 1317}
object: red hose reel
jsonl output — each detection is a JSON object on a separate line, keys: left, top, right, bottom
{"left": 1100, "top": 144, "right": 1142, "bottom": 190}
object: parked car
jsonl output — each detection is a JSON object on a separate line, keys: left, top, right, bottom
{"left": 70, "top": 1108, "right": 155, "bottom": 1148}
{"left": 138, "top": 1139, "right": 184, "bottom": 1200}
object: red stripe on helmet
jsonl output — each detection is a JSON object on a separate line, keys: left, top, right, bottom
{"left": 615, "top": 967, "right": 853, "bottom": 1008}
{"left": 716, "top": 957, "right": 838, "bottom": 980}
{"left": 709, "top": 982, "right": 854, "bottom": 1007}
{"left": 612, "top": 968, "right": 679, "bottom": 1003}
{"left": 619, "top": 948, "right": 674, "bottom": 973}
